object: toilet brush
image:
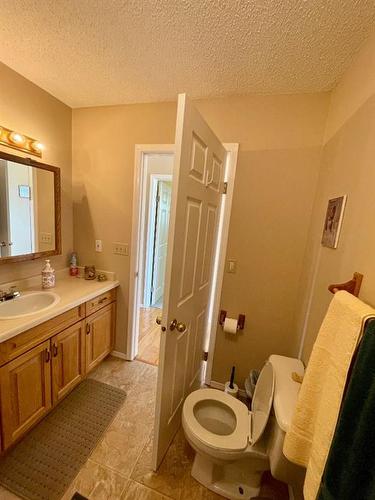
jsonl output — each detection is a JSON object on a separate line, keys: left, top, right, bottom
{"left": 229, "top": 366, "right": 235, "bottom": 388}
{"left": 225, "top": 365, "right": 239, "bottom": 398}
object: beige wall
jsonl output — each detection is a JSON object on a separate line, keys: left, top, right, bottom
{"left": 298, "top": 32, "right": 375, "bottom": 363}
{"left": 0, "top": 62, "right": 72, "bottom": 282}
{"left": 73, "top": 94, "right": 330, "bottom": 383}
{"left": 72, "top": 103, "right": 177, "bottom": 352}
{"left": 198, "top": 95, "right": 330, "bottom": 384}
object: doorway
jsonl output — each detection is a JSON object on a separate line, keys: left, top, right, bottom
{"left": 127, "top": 140, "right": 238, "bottom": 378}
{"left": 127, "top": 97, "right": 238, "bottom": 472}
{"left": 132, "top": 152, "right": 174, "bottom": 366}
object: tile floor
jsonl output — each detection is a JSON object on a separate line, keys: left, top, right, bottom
{"left": 0, "top": 356, "right": 290, "bottom": 500}
{"left": 0, "top": 356, "right": 222, "bottom": 500}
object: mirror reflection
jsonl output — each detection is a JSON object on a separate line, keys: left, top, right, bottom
{"left": 0, "top": 159, "right": 55, "bottom": 258}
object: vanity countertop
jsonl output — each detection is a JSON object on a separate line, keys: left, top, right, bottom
{"left": 0, "top": 274, "right": 120, "bottom": 342}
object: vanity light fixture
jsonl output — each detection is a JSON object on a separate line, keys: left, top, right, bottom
{"left": 9, "top": 131, "right": 26, "bottom": 145}
{"left": 0, "top": 125, "right": 44, "bottom": 158}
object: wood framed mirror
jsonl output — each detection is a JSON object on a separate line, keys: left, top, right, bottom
{"left": 0, "top": 151, "right": 61, "bottom": 264}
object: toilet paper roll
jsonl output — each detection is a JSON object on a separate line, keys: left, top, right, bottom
{"left": 225, "top": 381, "right": 239, "bottom": 398}
{"left": 223, "top": 317, "right": 238, "bottom": 334}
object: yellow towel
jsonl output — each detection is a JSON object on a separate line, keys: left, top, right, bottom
{"left": 283, "top": 291, "right": 375, "bottom": 500}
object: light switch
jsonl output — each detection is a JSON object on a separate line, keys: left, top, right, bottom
{"left": 113, "top": 242, "right": 129, "bottom": 256}
{"left": 227, "top": 259, "right": 237, "bottom": 273}
{"left": 95, "top": 240, "right": 103, "bottom": 252}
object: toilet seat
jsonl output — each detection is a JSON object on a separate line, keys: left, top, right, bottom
{"left": 183, "top": 388, "right": 250, "bottom": 452}
{"left": 182, "top": 362, "right": 275, "bottom": 455}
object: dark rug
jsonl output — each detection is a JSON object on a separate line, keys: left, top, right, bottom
{"left": 0, "top": 379, "right": 126, "bottom": 500}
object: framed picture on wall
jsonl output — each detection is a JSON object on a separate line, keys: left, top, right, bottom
{"left": 321, "top": 195, "right": 347, "bottom": 249}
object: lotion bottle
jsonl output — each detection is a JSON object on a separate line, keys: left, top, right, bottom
{"left": 42, "top": 259, "right": 56, "bottom": 289}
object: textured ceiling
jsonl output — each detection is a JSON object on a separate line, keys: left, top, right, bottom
{"left": 0, "top": 1, "right": 375, "bottom": 108}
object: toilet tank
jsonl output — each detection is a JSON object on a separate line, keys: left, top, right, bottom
{"left": 267, "top": 355, "right": 305, "bottom": 487}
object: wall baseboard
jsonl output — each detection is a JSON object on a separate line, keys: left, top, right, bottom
{"left": 111, "top": 350, "right": 130, "bottom": 361}
{"left": 209, "top": 380, "right": 248, "bottom": 399}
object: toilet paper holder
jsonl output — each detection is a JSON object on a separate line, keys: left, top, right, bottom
{"left": 219, "top": 310, "right": 245, "bottom": 330}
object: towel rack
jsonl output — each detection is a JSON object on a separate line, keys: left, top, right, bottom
{"left": 328, "top": 272, "right": 363, "bottom": 297}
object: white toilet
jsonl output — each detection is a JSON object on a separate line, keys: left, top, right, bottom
{"left": 182, "top": 355, "right": 304, "bottom": 500}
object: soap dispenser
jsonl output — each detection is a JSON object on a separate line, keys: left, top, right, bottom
{"left": 42, "top": 259, "right": 56, "bottom": 289}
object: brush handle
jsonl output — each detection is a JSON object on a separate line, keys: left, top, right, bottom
{"left": 229, "top": 366, "right": 235, "bottom": 389}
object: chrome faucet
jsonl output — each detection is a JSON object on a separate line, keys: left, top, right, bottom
{"left": 0, "top": 286, "right": 21, "bottom": 302}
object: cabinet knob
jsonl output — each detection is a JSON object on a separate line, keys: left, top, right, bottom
{"left": 86, "top": 323, "right": 91, "bottom": 335}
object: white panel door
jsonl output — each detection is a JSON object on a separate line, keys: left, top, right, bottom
{"left": 151, "top": 181, "right": 172, "bottom": 306}
{"left": 6, "top": 162, "right": 33, "bottom": 256}
{"left": 152, "top": 94, "right": 226, "bottom": 469}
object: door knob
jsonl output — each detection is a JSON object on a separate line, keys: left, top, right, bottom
{"left": 156, "top": 316, "right": 162, "bottom": 325}
{"left": 169, "top": 319, "right": 186, "bottom": 332}
{"left": 176, "top": 322, "right": 186, "bottom": 333}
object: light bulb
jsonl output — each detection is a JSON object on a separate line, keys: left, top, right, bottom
{"left": 31, "top": 141, "right": 44, "bottom": 152}
{"left": 9, "top": 131, "right": 25, "bottom": 145}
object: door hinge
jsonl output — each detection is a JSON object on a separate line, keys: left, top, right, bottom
{"left": 203, "top": 351, "right": 208, "bottom": 361}
{"left": 222, "top": 182, "right": 228, "bottom": 194}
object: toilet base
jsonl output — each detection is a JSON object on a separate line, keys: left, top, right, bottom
{"left": 191, "top": 452, "right": 268, "bottom": 500}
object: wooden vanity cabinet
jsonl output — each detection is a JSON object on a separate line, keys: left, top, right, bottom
{"left": 51, "top": 321, "right": 86, "bottom": 403}
{"left": 0, "top": 340, "right": 52, "bottom": 449}
{"left": 86, "top": 303, "right": 115, "bottom": 373}
{"left": 0, "top": 287, "right": 117, "bottom": 451}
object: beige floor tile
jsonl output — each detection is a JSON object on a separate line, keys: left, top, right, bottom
{"left": 89, "top": 418, "right": 151, "bottom": 477}
{"left": 131, "top": 429, "right": 193, "bottom": 500}
{"left": 88, "top": 356, "right": 156, "bottom": 394}
{"left": 114, "top": 387, "right": 156, "bottom": 429}
{"left": 62, "top": 459, "right": 128, "bottom": 500}
{"left": 88, "top": 461, "right": 128, "bottom": 499}
{"left": 86, "top": 358, "right": 156, "bottom": 477}
{"left": 121, "top": 480, "right": 172, "bottom": 499}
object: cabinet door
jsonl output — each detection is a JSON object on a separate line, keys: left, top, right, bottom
{"left": 0, "top": 340, "right": 52, "bottom": 449}
{"left": 86, "top": 303, "right": 115, "bottom": 373}
{"left": 51, "top": 321, "right": 86, "bottom": 403}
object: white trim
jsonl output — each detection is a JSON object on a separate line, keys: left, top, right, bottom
{"left": 127, "top": 145, "right": 174, "bottom": 360}
{"left": 111, "top": 350, "right": 129, "bottom": 360}
{"left": 205, "top": 143, "right": 239, "bottom": 385}
{"left": 127, "top": 142, "right": 239, "bottom": 378}
{"left": 209, "top": 380, "right": 248, "bottom": 399}
{"left": 144, "top": 174, "right": 173, "bottom": 307}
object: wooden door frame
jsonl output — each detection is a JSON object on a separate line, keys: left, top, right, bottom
{"left": 126, "top": 143, "right": 239, "bottom": 387}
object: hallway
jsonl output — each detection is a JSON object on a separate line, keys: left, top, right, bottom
{"left": 136, "top": 307, "right": 161, "bottom": 366}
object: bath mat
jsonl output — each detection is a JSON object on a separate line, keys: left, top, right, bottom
{"left": 0, "top": 379, "right": 126, "bottom": 500}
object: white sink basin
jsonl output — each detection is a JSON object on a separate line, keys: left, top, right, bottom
{"left": 0, "top": 291, "right": 60, "bottom": 320}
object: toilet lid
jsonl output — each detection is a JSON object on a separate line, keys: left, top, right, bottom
{"left": 250, "top": 361, "right": 275, "bottom": 445}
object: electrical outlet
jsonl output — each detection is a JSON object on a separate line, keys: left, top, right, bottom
{"left": 113, "top": 242, "right": 129, "bottom": 256}
{"left": 40, "top": 232, "right": 52, "bottom": 244}
{"left": 95, "top": 240, "right": 103, "bottom": 252}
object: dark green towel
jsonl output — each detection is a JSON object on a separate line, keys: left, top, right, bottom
{"left": 318, "top": 319, "right": 375, "bottom": 500}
